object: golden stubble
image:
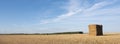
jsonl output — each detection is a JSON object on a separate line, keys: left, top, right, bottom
{"left": 0, "top": 34, "right": 120, "bottom": 44}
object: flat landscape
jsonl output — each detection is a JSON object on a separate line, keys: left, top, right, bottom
{"left": 0, "top": 33, "right": 120, "bottom": 44}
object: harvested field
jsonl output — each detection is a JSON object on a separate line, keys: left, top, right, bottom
{"left": 0, "top": 34, "right": 120, "bottom": 44}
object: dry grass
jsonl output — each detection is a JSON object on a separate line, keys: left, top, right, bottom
{"left": 0, "top": 34, "right": 120, "bottom": 44}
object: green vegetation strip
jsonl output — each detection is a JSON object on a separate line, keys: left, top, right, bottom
{"left": 0, "top": 31, "right": 83, "bottom": 35}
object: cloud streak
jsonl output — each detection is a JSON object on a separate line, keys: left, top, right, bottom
{"left": 40, "top": 0, "right": 82, "bottom": 24}
{"left": 40, "top": 0, "right": 118, "bottom": 24}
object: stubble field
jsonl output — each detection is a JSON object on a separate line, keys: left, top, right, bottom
{"left": 0, "top": 34, "right": 120, "bottom": 44}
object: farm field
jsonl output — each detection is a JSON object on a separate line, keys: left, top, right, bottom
{"left": 0, "top": 34, "right": 120, "bottom": 44}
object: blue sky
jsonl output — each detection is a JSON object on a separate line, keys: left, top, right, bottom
{"left": 0, "top": 0, "right": 120, "bottom": 33}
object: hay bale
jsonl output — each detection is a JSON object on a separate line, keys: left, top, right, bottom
{"left": 89, "top": 24, "right": 103, "bottom": 36}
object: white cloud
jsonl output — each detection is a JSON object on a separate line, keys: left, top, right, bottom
{"left": 83, "top": 7, "right": 120, "bottom": 17}
{"left": 86, "top": 0, "right": 117, "bottom": 12}
{"left": 67, "top": 0, "right": 80, "bottom": 12}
